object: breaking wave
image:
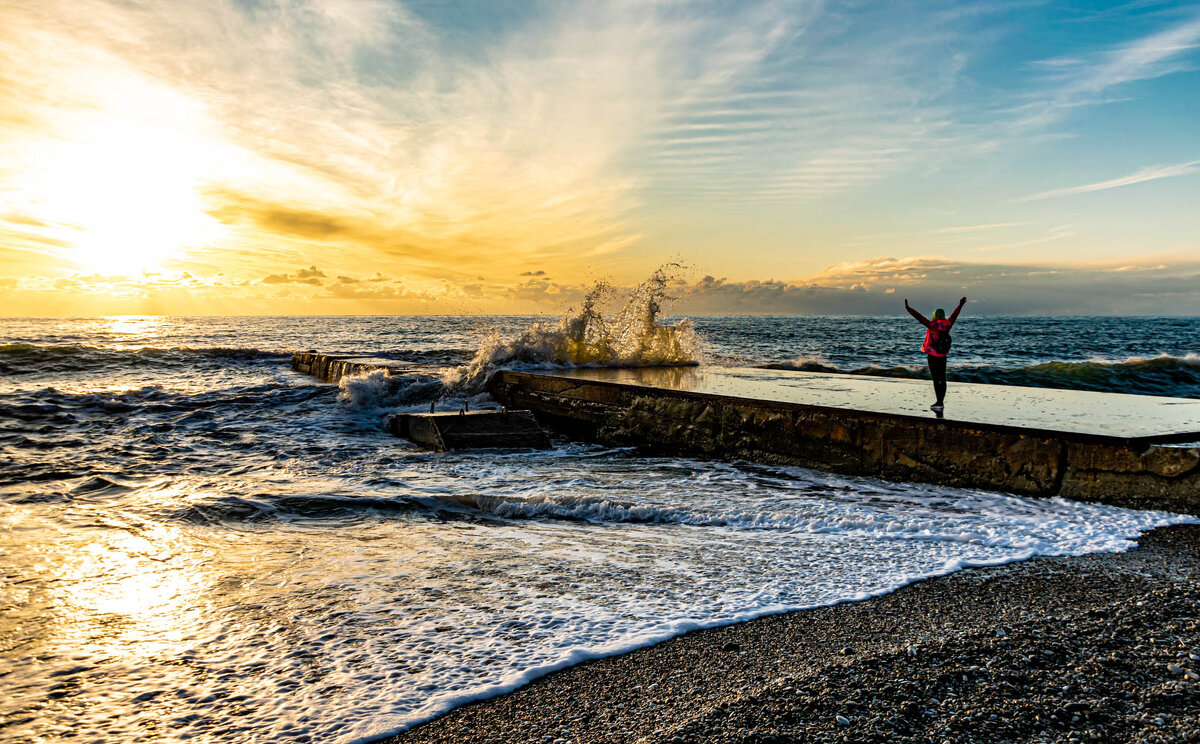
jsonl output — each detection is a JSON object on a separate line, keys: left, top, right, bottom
{"left": 337, "top": 369, "right": 451, "bottom": 411}
{"left": 0, "top": 343, "right": 291, "bottom": 376}
{"left": 762, "top": 353, "right": 1200, "bottom": 398}
{"left": 163, "top": 489, "right": 1182, "bottom": 558}
{"left": 445, "top": 268, "right": 703, "bottom": 391}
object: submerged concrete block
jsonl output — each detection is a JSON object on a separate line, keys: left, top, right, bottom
{"left": 388, "top": 410, "right": 550, "bottom": 452}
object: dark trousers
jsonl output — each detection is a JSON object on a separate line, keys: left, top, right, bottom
{"left": 927, "top": 354, "right": 947, "bottom": 404}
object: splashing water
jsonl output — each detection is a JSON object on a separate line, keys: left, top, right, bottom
{"left": 445, "top": 268, "right": 703, "bottom": 391}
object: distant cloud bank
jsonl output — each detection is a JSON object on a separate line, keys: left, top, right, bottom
{"left": 10, "top": 257, "right": 1195, "bottom": 316}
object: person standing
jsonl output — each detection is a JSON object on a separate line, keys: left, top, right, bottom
{"left": 904, "top": 296, "right": 967, "bottom": 412}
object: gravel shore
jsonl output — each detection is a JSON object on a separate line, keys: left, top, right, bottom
{"left": 377, "top": 524, "right": 1200, "bottom": 744}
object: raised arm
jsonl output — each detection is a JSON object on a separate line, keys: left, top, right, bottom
{"left": 947, "top": 296, "right": 967, "bottom": 325}
{"left": 904, "top": 299, "right": 931, "bottom": 328}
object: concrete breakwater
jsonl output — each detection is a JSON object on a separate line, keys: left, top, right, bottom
{"left": 291, "top": 351, "right": 427, "bottom": 382}
{"left": 291, "top": 352, "right": 1200, "bottom": 514}
{"left": 487, "top": 367, "right": 1200, "bottom": 515}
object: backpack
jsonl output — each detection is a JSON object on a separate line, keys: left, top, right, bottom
{"left": 929, "top": 327, "right": 952, "bottom": 355}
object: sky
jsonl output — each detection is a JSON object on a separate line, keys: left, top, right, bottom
{"left": 1, "top": 0, "right": 1198, "bottom": 316}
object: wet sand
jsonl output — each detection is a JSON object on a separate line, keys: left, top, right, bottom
{"left": 376, "top": 524, "right": 1200, "bottom": 744}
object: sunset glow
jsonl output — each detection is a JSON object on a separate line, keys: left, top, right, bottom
{"left": 26, "top": 124, "right": 225, "bottom": 275}
{"left": 2, "top": 1, "right": 1199, "bottom": 315}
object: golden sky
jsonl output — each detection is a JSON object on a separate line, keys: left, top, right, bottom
{"left": 2, "top": 1, "right": 1199, "bottom": 315}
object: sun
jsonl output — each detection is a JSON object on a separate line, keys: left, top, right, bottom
{"left": 27, "top": 119, "right": 225, "bottom": 276}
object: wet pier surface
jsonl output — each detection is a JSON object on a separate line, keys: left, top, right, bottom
{"left": 545, "top": 366, "right": 1200, "bottom": 445}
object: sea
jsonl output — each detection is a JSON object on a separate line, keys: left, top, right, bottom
{"left": 3, "top": 298, "right": 1199, "bottom": 743}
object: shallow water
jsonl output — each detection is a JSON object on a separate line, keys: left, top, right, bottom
{"left": 1, "top": 315, "right": 1197, "bottom": 743}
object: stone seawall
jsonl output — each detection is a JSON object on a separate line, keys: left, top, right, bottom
{"left": 487, "top": 369, "right": 1200, "bottom": 515}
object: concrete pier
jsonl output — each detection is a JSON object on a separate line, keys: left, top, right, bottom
{"left": 488, "top": 366, "right": 1200, "bottom": 514}
{"left": 291, "top": 351, "right": 427, "bottom": 383}
{"left": 290, "top": 352, "right": 1199, "bottom": 512}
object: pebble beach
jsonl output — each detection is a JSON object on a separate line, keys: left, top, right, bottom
{"left": 382, "top": 524, "right": 1200, "bottom": 744}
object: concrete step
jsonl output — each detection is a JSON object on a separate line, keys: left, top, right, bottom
{"left": 388, "top": 410, "right": 550, "bottom": 451}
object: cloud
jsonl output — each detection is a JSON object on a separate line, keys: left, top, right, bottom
{"left": 1, "top": 0, "right": 1091, "bottom": 270}
{"left": 1070, "top": 14, "right": 1200, "bottom": 95}
{"left": 641, "top": 2, "right": 985, "bottom": 202}
{"left": 320, "top": 283, "right": 407, "bottom": 300}
{"left": 261, "top": 266, "right": 327, "bottom": 285}
{"left": 5, "top": 258, "right": 1200, "bottom": 316}
{"left": 314, "top": 270, "right": 416, "bottom": 299}
{"left": 932, "top": 222, "right": 1029, "bottom": 234}
{"left": 754, "top": 257, "right": 1200, "bottom": 315}
{"left": 1019, "top": 159, "right": 1200, "bottom": 201}
{"left": 520, "top": 270, "right": 546, "bottom": 277}
{"left": 1015, "top": 13, "right": 1200, "bottom": 129}
{"left": 419, "top": 257, "right": 1200, "bottom": 316}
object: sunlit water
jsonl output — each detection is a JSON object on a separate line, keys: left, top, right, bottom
{"left": 2, "top": 315, "right": 1198, "bottom": 743}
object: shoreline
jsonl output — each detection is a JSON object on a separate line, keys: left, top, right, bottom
{"left": 376, "top": 524, "right": 1200, "bottom": 744}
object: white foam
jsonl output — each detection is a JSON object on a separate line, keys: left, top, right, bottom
{"left": 444, "top": 268, "right": 703, "bottom": 391}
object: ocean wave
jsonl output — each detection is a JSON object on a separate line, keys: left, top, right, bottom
{"left": 445, "top": 267, "right": 703, "bottom": 391}
{"left": 169, "top": 493, "right": 431, "bottom": 525}
{"left": 0, "top": 343, "right": 293, "bottom": 376}
{"left": 448, "top": 492, "right": 1060, "bottom": 548}
{"left": 761, "top": 353, "right": 1200, "bottom": 397}
{"left": 376, "top": 348, "right": 475, "bottom": 366}
{"left": 337, "top": 369, "right": 450, "bottom": 411}
{"left": 0, "top": 381, "right": 334, "bottom": 418}
{"left": 164, "top": 488, "right": 1158, "bottom": 557}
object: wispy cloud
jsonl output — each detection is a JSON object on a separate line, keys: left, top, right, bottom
{"left": 972, "top": 223, "right": 1077, "bottom": 252}
{"left": 1071, "top": 14, "right": 1200, "bottom": 94}
{"left": 932, "top": 222, "right": 1029, "bottom": 234}
{"left": 1019, "top": 160, "right": 1200, "bottom": 201}
{"left": 641, "top": 2, "right": 980, "bottom": 202}
{"left": 3, "top": 0, "right": 743, "bottom": 278}
{"left": 1014, "top": 12, "right": 1200, "bottom": 128}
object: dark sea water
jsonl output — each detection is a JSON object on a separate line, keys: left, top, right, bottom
{"left": 1, "top": 314, "right": 1197, "bottom": 743}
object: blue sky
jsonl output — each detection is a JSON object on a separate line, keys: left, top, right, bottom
{"left": 0, "top": 0, "right": 1198, "bottom": 314}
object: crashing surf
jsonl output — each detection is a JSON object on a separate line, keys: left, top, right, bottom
{"left": 444, "top": 267, "right": 703, "bottom": 392}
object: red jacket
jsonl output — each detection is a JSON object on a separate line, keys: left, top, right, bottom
{"left": 907, "top": 302, "right": 963, "bottom": 357}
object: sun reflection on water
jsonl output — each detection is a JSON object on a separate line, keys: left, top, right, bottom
{"left": 54, "top": 519, "right": 212, "bottom": 659}
{"left": 99, "top": 315, "right": 169, "bottom": 349}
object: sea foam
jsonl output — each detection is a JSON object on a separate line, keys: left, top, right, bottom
{"left": 445, "top": 267, "right": 702, "bottom": 391}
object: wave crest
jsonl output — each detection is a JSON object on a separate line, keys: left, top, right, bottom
{"left": 0, "top": 343, "right": 291, "bottom": 376}
{"left": 338, "top": 369, "right": 447, "bottom": 411}
{"left": 446, "top": 268, "right": 703, "bottom": 391}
